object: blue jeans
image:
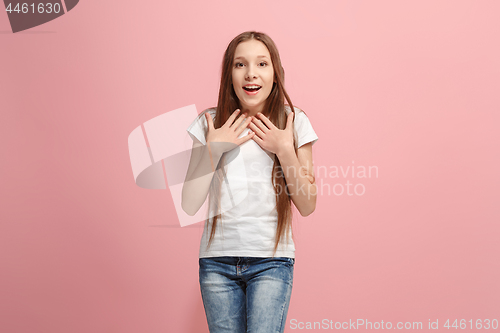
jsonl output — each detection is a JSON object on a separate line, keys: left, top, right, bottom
{"left": 199, "top": 256, "right": 295, "bottom": 333}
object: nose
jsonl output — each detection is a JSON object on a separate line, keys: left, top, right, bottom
{"left": 245, "top": 64, "right": 257, "bottom": 80}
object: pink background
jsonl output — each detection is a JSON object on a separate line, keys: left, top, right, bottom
{"left": 1, "top": 1, "right": 499, "bottom": 332}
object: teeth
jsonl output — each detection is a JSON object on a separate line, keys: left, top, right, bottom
{"left": 245, "top": 85, "right": 261, "bottom": 89}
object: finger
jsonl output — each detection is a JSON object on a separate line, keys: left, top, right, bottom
{"left": 248, "top": 127, "right": 263, "bottom": 139}
{"left": 223, "top": 109, "right": 241, "bottom": 128}
{"left": 285, "top": 111, "right": 294, "bottom": 129}
{"left": 234, "top": 116, "right": 253, "bottom": 137}
{"left": 236, "top": 131, "right": 255, "bottom": 145}
{"left": 248, "top": 121, "right": 266, "bottom": 138}
{"left": 230, "top": 112, "right": 247, "bottom": 130}
{"left": 205, "top": 112, "right": 214, "bottom": 130}
{"left": 255, "top": 113, "right": 276, "bottom": 130}
{"left": 251, "top": 131, "right": 264, "bottom": 145}
{"left": 251, "top": 117, "right": 270, "bottom": 133}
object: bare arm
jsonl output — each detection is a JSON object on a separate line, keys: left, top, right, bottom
{"left": 181, "top": 110, "right": 254, "bottom": 216}
{"left": 181, "top": 139, "right": 223, "bottom": 216}
{"left": 248, "top": 111, "right": 317, "bottom": 217}
{"left": 276, "top": 142, "right": 317, "bottom": 217}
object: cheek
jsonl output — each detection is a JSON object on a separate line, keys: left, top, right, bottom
{"left": 264, "top": 85, "right": 272, "bottom": 94}
{"left": 266, "top": 74, "right": 274, "bottom": 88}
{"left": 231, "top": 72, "right": 239, "bottom": 85}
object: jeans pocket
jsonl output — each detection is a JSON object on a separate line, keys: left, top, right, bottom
{"left": 285, "top": 257, "right": 295, "bottom": 267}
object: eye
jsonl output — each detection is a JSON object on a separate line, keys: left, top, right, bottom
{"left": 234, "top": 62, "right": 244, "bottom": 68}
{"left": 259, "top": 62, "right": 268, "bottom": 67}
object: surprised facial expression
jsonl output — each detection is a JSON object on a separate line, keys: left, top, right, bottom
{"left": 232, "top": 39, "right": 275, "bottom": 115}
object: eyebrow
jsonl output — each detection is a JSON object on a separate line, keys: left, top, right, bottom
{"left": 234, "top": 55, "right": 270, "bottom": 60}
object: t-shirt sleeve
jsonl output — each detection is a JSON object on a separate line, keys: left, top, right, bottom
{"left": 186, "top": 109, "right": 214, "bottom": 145}
{"left": 294, "top": 109, "right": 319, "bottom": 148}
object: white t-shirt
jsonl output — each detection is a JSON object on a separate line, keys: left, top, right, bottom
{"left": 186, "top": 105, "right": 319, "bottom": 258}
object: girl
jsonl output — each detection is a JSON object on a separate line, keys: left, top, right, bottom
{"left": 182, "top": 31, "right": 318, "bottom": 333}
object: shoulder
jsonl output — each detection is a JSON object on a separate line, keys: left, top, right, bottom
{"left": 187, "top": 107, "right": 217, "bottom": 145}
{"left": 190, "top": 107, "right": 216, "bottom": 126}
{"left": 284, "top": 104, "right": 303, "bottom": 114}
{"left": 187, "top": 107, "right": 216, "bottom": 130}
{"left": 199, "top": 107, "right": 217, "bottom": 119}
{"left": 205, "top": 107, "right": 217, "bottom": 115}
{"left": 284, "top": 105, "right": 308, "bottom": 122}
{"left": 286, "top": 105, "right": 318, "bottom": 148}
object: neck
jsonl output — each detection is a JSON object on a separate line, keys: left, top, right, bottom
{"left": 240, "top": 105, "right": 265, "bottom": 118}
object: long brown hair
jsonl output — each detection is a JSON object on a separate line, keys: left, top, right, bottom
{"left": 205, "top": 31, "right": 299, "bottom": 257}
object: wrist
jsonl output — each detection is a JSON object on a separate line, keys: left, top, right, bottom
{"left": 276, "top": 144, "right": 295, "bottom": 159}
{"left": 206, "top": 142, "right": 224, "bottom": 160}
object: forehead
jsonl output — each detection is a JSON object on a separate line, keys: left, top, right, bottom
{"left": 233, "top": 39, "right": 271, "bottom": 59}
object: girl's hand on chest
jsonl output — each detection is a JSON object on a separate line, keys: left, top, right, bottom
{"left": 249, "top": 112, "right": 294, "bottom": 156}
{"left": 205, "top": 109, "right": 255, "bottom": 155}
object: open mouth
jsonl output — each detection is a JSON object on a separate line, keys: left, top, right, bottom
{"left": 243, "top": 85, "right": 262, "bottom": 92}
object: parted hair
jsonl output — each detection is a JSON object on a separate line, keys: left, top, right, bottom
{"left": 205, "top": 30, "right": 299, "bottom": 257}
